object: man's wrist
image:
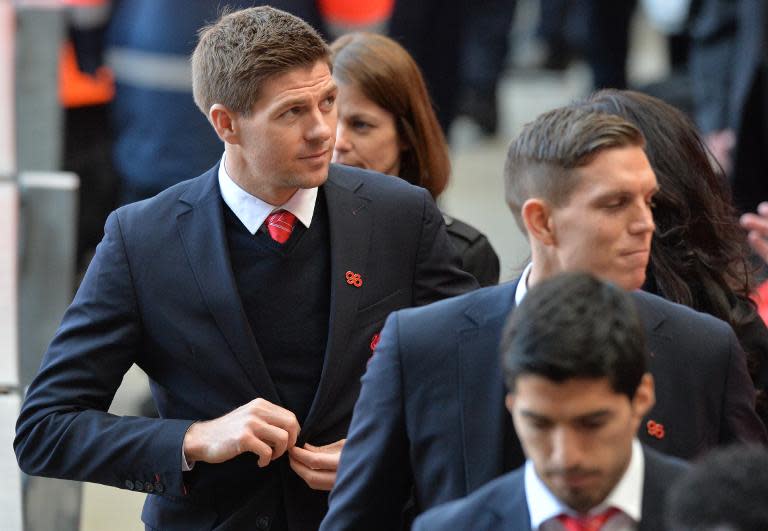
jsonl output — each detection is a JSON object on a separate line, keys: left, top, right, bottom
{"left": 182, "top": 421, "right": 202, "bottom": 468}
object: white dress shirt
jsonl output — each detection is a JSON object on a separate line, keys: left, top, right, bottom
{"left": 525, "top": 439, "right": 645, "bottom": 531}
{"left": 217, "top": 152, "right": 317, "bottom": 233}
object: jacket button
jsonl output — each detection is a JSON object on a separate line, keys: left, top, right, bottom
{"left": 154, "top": 482, "right": 165, "bottom": 494}
{"left": 255, "top": 515, "right": 270, "bottom": 530}
{"left": 124, "top": 480, "right": 134, "bottom": 490}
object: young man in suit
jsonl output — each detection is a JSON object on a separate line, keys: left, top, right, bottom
{"left": 413, "top": 272, "right": 689, "bottom": 531}
{"left": 321, "top": 106, "right": 767, "bottom": 530}
{"left": 14, "top": 7, "right": 477, "bottom": 531}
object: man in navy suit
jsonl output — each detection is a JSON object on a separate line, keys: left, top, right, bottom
{"left": 321, "top": 106, "right": 766, "bottom": 530}
{"left": 414, "top": 272, "right": 689, "bottom": 531}
{"left": 14, "top": 7, "right": 476, "bottom": 531}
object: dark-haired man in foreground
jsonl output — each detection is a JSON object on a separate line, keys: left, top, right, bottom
{"left": 414, "top": 272, "right": 688, "bottom": 531}
{"left": 322, "top": 106, "right": 766, "bottom": 530}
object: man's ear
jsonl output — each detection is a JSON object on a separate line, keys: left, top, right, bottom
{"left": 209, "top": 104, "right": 239, "bottom": 144}
{"left": 632, "top": 373, "right": 656, "bottom": 419}
{"left": 521, "top": 198, "right": 556, "bottom": 246}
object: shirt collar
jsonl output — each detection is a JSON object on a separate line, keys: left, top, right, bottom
{"left": 514, "top": 262, "right": 533, "bottom": 306}
{"left": 525, "top": 439, "right": 644, "bottom": 529}
{"left": 217, "top": 153, "right": 318, "bottom": 234}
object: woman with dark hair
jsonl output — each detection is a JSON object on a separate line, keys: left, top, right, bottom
{"left": 330, "top": 32, "right": 500, "bottom": 286}
{"left": 579, "top": 89, "right": 768, "bottom": 422}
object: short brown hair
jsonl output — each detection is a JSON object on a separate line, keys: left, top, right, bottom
{"left": 504, "top": 106, "right": 644, "bottom": 231}
{"left": 330, "top": 32, "right": 450, "bottom": 198}
{"left": 192, "top": 6, "right": 330, "bottom": 116}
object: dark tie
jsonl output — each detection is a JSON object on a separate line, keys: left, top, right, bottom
{"left": 557, "top": 507, "right": 620, "bottom": 531}
{"left": 266, "top": 210, "right": 297, "bottom": 244}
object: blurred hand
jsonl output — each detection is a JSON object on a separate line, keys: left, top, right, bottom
{"left": 705, "top": 129, "right": 736, "bottom": 174}
{"left": 740, "top": 202, "right": 768, "bottom": 263}
{"left": 288, "top": 438, "right": 346, "bottom": 491}
{"left": 183, "top": 398, "right": 300, "bottom": 468}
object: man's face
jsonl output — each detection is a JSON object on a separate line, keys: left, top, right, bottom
{"left": 229, "top": 60, "right": 337, "bottom": 203}
{"left": 507, "top": 375, "right": 653, "bottom": 513}
{"left": 546, "top": 145, "right": 658, "bottom": 290}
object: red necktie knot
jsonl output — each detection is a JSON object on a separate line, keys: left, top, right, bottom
{"left": 557, "top": 507, "right": 620, "bottom": 531}
{"left": 266, "top": 210, "right": 297, "bottom": 244}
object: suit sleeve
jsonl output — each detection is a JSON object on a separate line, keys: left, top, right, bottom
{"left": 321, "top": 312, "right": 413, "bottom": 531}
{"left": 412, "top": 189, "right": 479, "bottom": 305}
{"left": 721, "top": 328, "right": 768, "bottom": 444}
{"left": 14, "top": 211, "right": 194, "bottom": 495}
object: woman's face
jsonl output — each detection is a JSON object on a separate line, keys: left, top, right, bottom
{"left": 332, "top": 81, "right": 403, "bottom": 176}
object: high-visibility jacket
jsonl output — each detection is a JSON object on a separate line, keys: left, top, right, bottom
{"left": 318, "top": 0, "right": 394, "bottom": 37}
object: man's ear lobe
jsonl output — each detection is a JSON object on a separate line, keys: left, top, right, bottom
{"left": 209, "top": 104, "right": 239, "bottom": 144}
{"left": 522, "top": 198, "right": 556, "bottom": 246}
{"left": 633, "top": 373, "right": 656, "bottom": 417}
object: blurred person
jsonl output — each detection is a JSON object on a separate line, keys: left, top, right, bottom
{"left": 689, "top": 0, "right": 768, "bottom": 213}
{"left": 414, "top": 272, "right": 688, "bottom": 531}
{"left": 666, "top": 444, "right": 768, "bottom": 531}
{"left": 455, "top": 0, "right": 516, "bottom": 136}
{"left": 321, "top": 106, "right": 766, "bottom": 530}
{"left": 741, "top": 202, "right": 768, "bottom": 264}
{"left": 15, "top": 7, "right": 476, "bottom": 531}
{"left": 578, "top": 89, "right": 768, "bottom": 424}
{"left": 331, "top": 32, "right": 500, "bottom": 286}
{"left": 388, "top": 0, "right": 471, "bottom": 131}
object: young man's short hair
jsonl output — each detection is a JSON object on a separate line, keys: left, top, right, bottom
{"left": 666, "top": 444, "right": 768, "bottom": 531}
{"left": 500, "top": 272, "right": 647, "bottom": 400}
{"left": 504, "top": 106, "right": 644, "bottom": 232}
{"left": 191, "top": 6, "right": 330, "bottom": 116}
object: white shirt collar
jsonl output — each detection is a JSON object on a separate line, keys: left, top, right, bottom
{"left": 514, "top": 262, "right": 534, "bottom": 306}
{"left": 217, "top": 153, "right": 318, "bottom": 234}
{"left": 525, "top": 439, "right": 644, "bottom": 530}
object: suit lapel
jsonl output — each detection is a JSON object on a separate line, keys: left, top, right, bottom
{"left": 638, "top": 447, "right": 674, "bottom": 531}
{"left": 460, "top": 282, "right": 518, "bottom": 493}
{"left": 301, "top": 169, "right": 372, "bottom": 436}
{"left": 493, "top": 470, "right": 531, "bottom": 530}
{"left": 175, "top": 167, "right": 280, "bottom": 402}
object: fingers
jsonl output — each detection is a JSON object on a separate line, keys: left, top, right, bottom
{"left": 289, "top": 445, "right": 339, "bottom": 471}
{"left": 741, "top": 208, "right": 768, "bottom": 263}
{"left": 249, "top": 398, "right": 300, "bottom": 449}
{"left": 289, "top": 453, "right": 337, "bottom": 491}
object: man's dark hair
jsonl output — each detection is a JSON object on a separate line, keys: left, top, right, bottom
{"left": 500, "top": 272, "right": 647, "bottom": 399}
{"left": 666, "top": 445, "right": 768, "bottom": 531}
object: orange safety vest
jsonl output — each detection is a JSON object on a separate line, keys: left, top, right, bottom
{"left": 58, "top": 0, "right": 114, "bottom": 108}
{"left": 317, "top": 0, "right": 394, "bottom": 33}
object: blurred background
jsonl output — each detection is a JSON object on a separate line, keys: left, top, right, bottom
{"left": 2, "top": 0, "right": 762, "bottom": 529}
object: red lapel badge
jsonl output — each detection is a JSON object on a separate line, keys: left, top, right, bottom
{"left": 345, "top": 271, "right": 363, "bottom": 287}
{"left": 370, "top": 333, "right": 380, "bottom": 352}
{"left": 647, "top": 420, "right": 665, "bottom": 439}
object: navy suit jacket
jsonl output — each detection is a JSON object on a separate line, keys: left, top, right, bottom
{"left": 321, "top": 280, "right": 767, "bottom": 530}
{"left": 14, "top": 163, "right": 477, "bottom": 531}
{"left": 412, "top": 446, "right": 689, "bottom": 531}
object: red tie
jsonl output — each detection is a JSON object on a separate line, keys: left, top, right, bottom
{"left": 266, "top": 210, "right": 297, "bottom": 244}
{"left": 557, "top": 507, "right": 620, "bottom": 531}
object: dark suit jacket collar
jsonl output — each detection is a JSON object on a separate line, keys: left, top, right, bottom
{"left": 483, "top": 468, "right": 531, "bottom": 529}
{"left": 460, "top": 280, "right": 520, "bottom": 492}
{"left": 174, "top": 163, "right": 375, "bottom": 438}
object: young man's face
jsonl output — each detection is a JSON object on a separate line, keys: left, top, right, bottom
{"left": 229, "top": 60, "right": 338, "bottom": 204}
{"left": 506, "top": 375, "right": 653, "bottom": 513}
{"left": 546, "top": 145, "right": 658, "bottom": 290}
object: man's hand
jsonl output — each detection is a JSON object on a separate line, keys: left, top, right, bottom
{"left": 705, "top": 129, "right": 736, "bottom": 174}
{"left": 183, "top": 398, "right": 300, "bottom": 468}
{"left": 288, "top": 438, "right": 346, "bottom": 491}
{"left": 741, "top": 202, "right": 768, "bottom": 263}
